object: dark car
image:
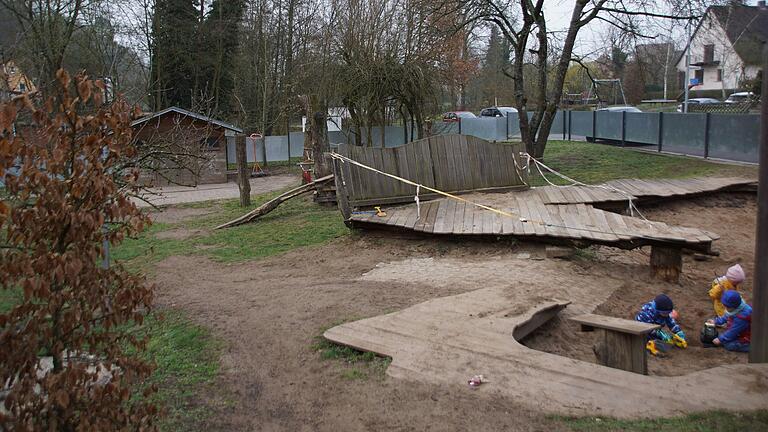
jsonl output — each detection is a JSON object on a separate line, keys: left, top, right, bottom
{"left": 442, "top": 111, "right": 477, "bottom": 122}
{"left": 479, "top": 106, "right": 518, "bottom": 117}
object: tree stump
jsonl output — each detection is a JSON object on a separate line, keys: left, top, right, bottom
{"left": 650, "top": 246, "right": 682, "bottom": 283}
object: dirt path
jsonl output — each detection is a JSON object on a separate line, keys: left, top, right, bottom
{"left": 151, "top": 192, "right": 758, "bottom": 430}
{"left": 134, "top": 174, "right": 298, "bottom": 208}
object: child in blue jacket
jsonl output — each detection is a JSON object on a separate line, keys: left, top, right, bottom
{"left": 707, "top": 290, "right": 752, "bottom": 352}
{"left": 635, "top": 294, "right": 685, "bottom": 342}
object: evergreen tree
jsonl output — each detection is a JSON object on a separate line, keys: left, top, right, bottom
{"left": 481, "top": 25, "right": 512, "bottom": 105}
{"left": 201, "top": 0, "right": 245, "bottom": 115}
{"left": 151, "top": 0, "right": 199, "bottom": 109}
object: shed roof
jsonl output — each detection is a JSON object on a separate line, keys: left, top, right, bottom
{"left": 131, "top": 106, "right": 243, "bottom": 133}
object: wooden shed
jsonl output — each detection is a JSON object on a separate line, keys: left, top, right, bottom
{"left": 131, "top": 107, "right": 242, "bottom": 186}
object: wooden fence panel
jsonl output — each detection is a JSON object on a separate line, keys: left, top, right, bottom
{"left": 337, "top": 135, "right": 527, "bottom": 206}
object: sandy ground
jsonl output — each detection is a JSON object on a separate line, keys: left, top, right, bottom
{"left": 151, "top": 192, "right": 757, "bottom": 430}
{"left": 524, "top": 192, "right": 756, "bottom": 376}
{"left": 133, "top": 174, "right": 298, "bottom": 208}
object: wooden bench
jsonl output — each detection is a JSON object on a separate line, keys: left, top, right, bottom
{"left": 570, "top": 314, "right": 660, "bottom": 375}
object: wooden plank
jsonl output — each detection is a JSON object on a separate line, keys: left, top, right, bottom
{"left": 515, "top": 197, "right": 538, "bottom": 236}
{"left": 453, "top": 201, "right": 467, "bottom": 234}
{"left": 413, "top": 200, "right": 435, "bottom": 232}
{"left": 424, "top": 200, "right": 442, "bottom": 233}
{"left": 481, "top": 209, "right": 494, "bottom": 234}
{"left": 571, "top": 314, "right": 660, "bottom": 335}
{"left": 429, "top": 137, "right": 447, "bottom": 192}
{"left": 461, "top": 202, "right": 475, "bottom": 234}
{"left": 472, "top": 206, "right": 485, "bottom": 234}
{"left": 456, "top": 136, "right": 472, "bottom": 191}
{"left": 501, "top": 205, "right": 519, "bottom": 234}
{"left": 525, "top": 196, "right": 549, "bottom": 236}
{"left": 464, "top": 137, "right": 481, "bottom": 190}
{"left": 404, "top": 203, "right": 421, "bottom": 229}
{"left": 419, "top": 139, "right": 437, "bottom": 188}
{"left": 571, "top": 186, "right": 594, "bottom": 204}
{"left": 558, "top": 205, "right": 587, "bottom": 240}
{"left": 601, "top": 330, "right": 649, "bottom": 375}
{"left": 492, "top": 211, "right": 504, "bottom": 235}
{"left": 436, "top": 199, "right": 456, "bottom": 234}
{"left": 541, "top": 203, "right": 570, "bottom": 238}
{"left": 405, "top": 141, "right": 422, "bottom": 190}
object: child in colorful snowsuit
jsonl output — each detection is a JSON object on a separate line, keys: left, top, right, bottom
{"left": 709, "top": 264, "right": 745, "bottom": 318}
{"left": 635, "top": 294, "right": 685, "bottom": 342}
{"left": 707, "top": 290, "right": 752, "bottom": 352}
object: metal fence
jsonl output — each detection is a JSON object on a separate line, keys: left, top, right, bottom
{"left": 564, "top": 111, "right": 761, "bottom": 163}
{"left": 227, "top": 111, "right": 761, "bottom": 165}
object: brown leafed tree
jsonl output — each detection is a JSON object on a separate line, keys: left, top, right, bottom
{"left": 0, "top": 71, "right": 158, "bottom": 430}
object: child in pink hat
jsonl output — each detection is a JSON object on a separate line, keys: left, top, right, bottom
{"left": 709, "top": 264, "right": 746, "bottom": 317}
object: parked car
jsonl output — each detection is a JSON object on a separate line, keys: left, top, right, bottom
{"left": 725, "top": 92, "right": 756, "bottom": 103}
{"left": 676, "top": 97, "right": 720, "bottom": 112}
{"left": 479, "top": 106, "right": 518, "bottom": 117}
{"left": 442, "top": 111, "right": 477, "bottom": 122}
{"left": 595, "top": 106, "right": 642, "bottom": 113}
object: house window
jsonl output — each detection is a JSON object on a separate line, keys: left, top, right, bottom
{"left": 717, "top": 69, "right": 723, "bottom": 82}
{"left": 18, "top": 82, "right": 25, "bottom": 92}
{"left": 703, "top": 44, "right": 715, "bottom": 63}
{"left": 695, "top": 69, "right": 704, "bottom": 84}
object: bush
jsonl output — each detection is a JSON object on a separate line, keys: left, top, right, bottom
{"left": 0, "top": 71, "right": 158, "bottom": 429}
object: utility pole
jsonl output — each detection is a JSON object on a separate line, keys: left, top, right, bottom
{"left": 749, "top": 43, "right": 768, "bottom": 363}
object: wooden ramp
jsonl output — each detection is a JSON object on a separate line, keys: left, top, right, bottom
{"left": 531, "top": 177, "right": 756, "bottom": 207}
{"left": 349, "top": 189, "right": 720, "bottom": 252}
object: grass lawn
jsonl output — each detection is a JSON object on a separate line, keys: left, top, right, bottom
{"left": 535, "top": 140, "right": 757, "bottom": 186}
{"left": 112, "top": 190, "right": 349, "bottom": 272}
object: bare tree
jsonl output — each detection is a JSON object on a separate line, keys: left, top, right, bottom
{"left": 0, "top": 0, "right": 100, "bottom": 92}
{"left": 439, "top": 0, "right": 708, "bottom": 158}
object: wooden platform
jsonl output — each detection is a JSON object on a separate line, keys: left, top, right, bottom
{"left": 350, "top": 190, "right": 715, "bottom": 253}
{"left": 532, "top": 177, "right": 756, "bottom": 207}
{"left": 324, "top": 287, "right": 768, "bottom": 418}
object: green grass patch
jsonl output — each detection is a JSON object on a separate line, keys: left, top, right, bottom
{"left": 137, "top": 309, "right": 223, "bottom": 431}
{"left": 533, "top": 140, "right": 756, "bottom": 186}
{"left": 112, "top": 189, "right": 349, "bottom": 272}
{"left": 562, "top": 410, "right": 768, "bottom": 431}
{"left": 312, "top": 323, "right": 392, "bottom": 381}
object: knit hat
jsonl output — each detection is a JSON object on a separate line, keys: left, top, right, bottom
{"left": 721, "top": 290, "right": 742, "bottom": 309}
{"left": 726, "top": 264, "right": 746, "bottom": 284}
{"left": 654, "top": 294, "right": 674, "bottom": 313}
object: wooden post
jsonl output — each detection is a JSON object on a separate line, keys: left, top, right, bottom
{"left": 703, "top": 112, "right": 711, "bottom": 159}
{"left": 594, "top": 330, "right": 648, "bottom": 375}
{"left": 650, "top": 246, "right": 682, "bottom": 283}
{"left": 332, "top": 158, "right": 352, "bottom": 223}
{"left": 620, "top": 111, "right": 626, "bottom": 147}
{"left": 311, "top": 111, "right": 335, "bottom": 204}
{"left": 658, "top": 112, "right": 664, "bottom": 153}
{"left": 235, "top": 134, "right": 251, "bottom": 207}
{"left": 749, "top": 43, "right": 768, "bottom": 363}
